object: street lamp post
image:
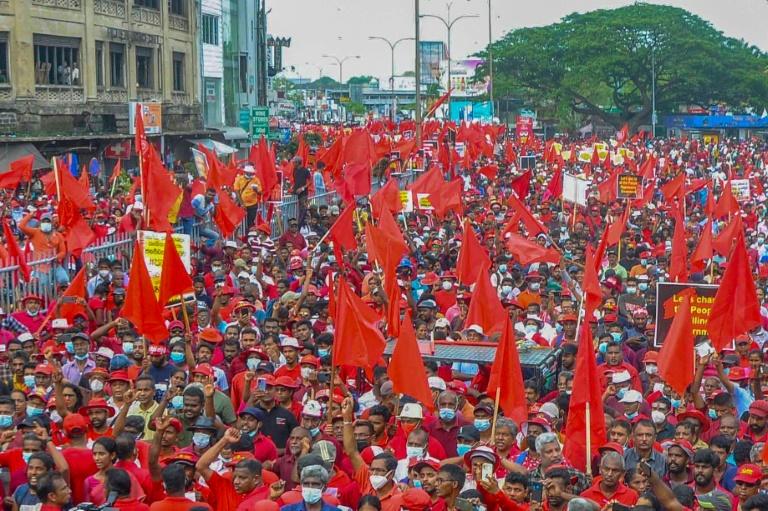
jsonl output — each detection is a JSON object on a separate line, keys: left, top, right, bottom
{"left": 651, "top": 47, "right": 657, "bottom": 138}
{"left": 415, "top": 0, "right": 422, "bottom": 142}
{"left": 421, "top": 2, "right": 478, "bottom": 117}
{"left": 487, "top": 0, "right": 493, "bottom": 118}
{"left": 369, "top": 36, "right": 415, "bottom": 121}
{"left": 322, "top": 54, "right": 360, "bottom": 85}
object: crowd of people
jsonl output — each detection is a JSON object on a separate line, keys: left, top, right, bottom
{"left": 0, "top": 121, "right": 767, "bottom": 511}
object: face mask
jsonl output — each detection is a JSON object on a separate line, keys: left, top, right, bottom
{"left": 441, "top": 281, "right": 453, "bottom": 291}
{"left": 171, "top": 395, "right": 184, "bottom": 409}
{"left": 610, "top": 332, "right": 622, "bottom": 342}
{"left": 498, "top": 264, "right": 507, "bottom": 273}
{"left": 40, "top": 222, "right": 52, "bottom": 233}
{"left": 356, "top": 440, "right": 369, "bottom": 452}
{"left": 0, "top": 415, "right": 13, "bottom": 428}
{"left": 318, "top": 348, "right": 330, "bottom": 358}
{"left": 474, "top": 419, "right": 491, "bottom": 432}
{"left": 26, "top": 406, "right": 43, "bottom": 417}
{"left": 22, "top": 452, "right": 33, "bottom": 464}
{"left": 530, "top": 283, "right": 541, "bottom": 291}
{"left": 64, "top": 341, "right": 75, "bottom": 354}
{"left": 192, "top": 433, "right": 210, "bottom": 448}
{"left": 309, "top": 427, "right": 320, "bottom": 437}
{"left": 651, "top": 410, "right": 666, "bottom": 425}
{"left": 598, "top": 342, "right": 608, "bottom": 354}
{"left": 670, "top": 398, "right": 681, "bottom": 409}
{"left": 74, "top": 353, "right": 89, "bottom": 361}
{"left": 98, "top": 270, "right": 110, "bottom": 278}
{"left": 625, "top": 411, "right": 638, "bottom": 420}
{"left": 456, "top": 444, "right": 471, "bottom": 456}
{"left": 616, "top": 388, "right": 627, "bottom": 400}
{"left": 645, "top": 364, "right": 658, "bottom": 375}
{"left": 89, "top": 379, "right": 104, "bottom": 393}
{"left": 525, "top": 325, "right": 537, "bottom": 335}
{"left": 658, "top": 276, "right": 666, "bottom": 283}
{"left": 122, "top": 342, "right": 135, "bottom": 355}
{"left": 26, "top": 310, "right": 39, "bottom": 317}
{"left": 640, "top": 259, "right": 647, "bottom": 266}
{"left": 211, "top": 265, "right": 222, "bottom": 273}
{"left": 501, "top": 285, "right": 512, "bottom": 295}
{"left": 708, "top": 408, "right": 718, "bottom": 420}
{"left": 369, "top": 474, "right": 389, "bottom": 490}
{"left": 626, "top": 287, "right": 637, "bottom": 294}
{"left": 23, "top": 375, "right": 35, "bottom": 388}
{"left": 438, "top": 408, "right": 456, "bottom": 421}
{"left": 170, "top": 352, "right": 185, "bottom": 364}
{"left": 300, "top": 367, "right": 314, "bottom": 380}
{"left": 406, "top": 446, "right": 424, "bottom": 459}
{"left": 302, "top": 487, "right": 323, "bottom": 504}
{"left": 246, "top": 358, "right": 260, "bottom": 371}
{"left": 413, "top": 479, "right": 423, "bottom": 489}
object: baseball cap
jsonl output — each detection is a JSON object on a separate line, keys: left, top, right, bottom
{"left": 733, "top": 463, "right": 763, "bottom": 485}
{"left": 619, "top": 389, "right": 643, "bottom": 404}
{"left": 398, "top": 403, "right": 424, "bottom": 420}
{"left": 302, "top": 400, "right": 323, "bottom": 418}
{"left": 428, "top": 376, "right": 446, "bottom": 391}
{"left": 611, "top": 370, "right": 632, "bottom": 384}
{"left": 457, "top": 425, "right": 480, "bottom": 442}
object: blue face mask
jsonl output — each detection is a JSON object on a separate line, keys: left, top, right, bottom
{"left": 26, "top": 406, "right": 43, "bottom": 417}
{"left": 616, "top": 388, "right": 627, "bottom": 400}
{"left": 638, "top": 283, "right": 648, "bottom": 292}
{"left": 74, "top": 353, "right": 89, "bottom": 361}
{"left": 23, "top": 375, "right": 35, "bottom": 388}
{"left": 318, "top": 348, "right": 330, "bottom": 358}
{"left": 22, "top": 452, "right": 33, "bottom": 464}
{"left": 708, "top": 409, "right": 718, "bottom": 420}
{"left": 309, "top": 427, "right": 320, "bottom": 437}
{"left": 498, "top": 264, "right": 507, "bottom": 274}
{"left": 192, "top": 432, "right": 210, "bottom": 448}
{"left": 626, "top": 411, "right": 638, "bottom": 420}
{"left": 474, "top": 419, "right": 491, "bottom": 432}
{"left": 456, "top": 444, "right": 472, "bottom": 456}
{"left": 0, "top": 415, "right": 13, "bottom": 428}
{"left": 412, "top": 479, "right": 423, "bottom": 489}
{"left": 65, "top": 341, "right": 75, "bottom": 354}
{"left": 170, "top": 395, "right": 184, "bottom": 409}
{"left": 170, "top": 352, "right": 185, "bottom": 364}
{"left": 598, "top": 342, "right": 608, "bottom": 354}
{"left": 438, "top": 408, "right": 456, "bottom": 422}
{"left": 122, "top": 342, "right": 135, "bottom": 355}
{"left": 670, "top": 398, "right": 681, "bottom": 409}
{"left": 611, "top": 332, "right": 622, "bottom": 342}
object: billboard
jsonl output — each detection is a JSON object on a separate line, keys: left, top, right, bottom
{"left": 137, "top": 231, "right": 191, "bottom": 298}
{"left": 653, "top": 282, "right": 718, "bottom": 347}
{"left": 129, "top": 102, "right": 162, "bottom": 135}
{"left": 419, "top": 41, "right": 446, "bottom": 86}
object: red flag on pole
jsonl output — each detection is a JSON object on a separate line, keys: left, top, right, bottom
{"left": 0, "top": 155, "right": 34, "bottom": 190}
{"left": 213, "top": 190, "right": 245, "bottom": 238}
{"left": 486, "top": 315, "right": 527, "bottom": 425}
{"left": 712, "top": 214, "right": 743, "bottom": 256}
{"left": 583, "top": 247, "right": 603, "bottom": 315}
{"left": 2, "top": 221, "right": 30, "bottom": 282}
{"left": 332, "top": 277, "right": 387, "bottom": 369}
{"left": 690, "top": 219, "right": 713, "bottom": 274}
{"left": 370, "top": 179, "right": 402, "bottom": 219}
{"left": 57, "top": 267, "right": 87, "bottom": 323}
{"left": 388, "top": 311, "right": 434, "bottom": 411}
{"left": 658, "top": 290, "right": 696, "bottom": 396}
{"left": 668, "top": 203, "right": 688, "bottom": 283}
{"left": 465, "top": 264, "right": 506, "bottom": 336}
{"left": 120, "top": 241, "right": 169, "bottom": 343}
{"left": 456, "top": 220, "right": 491, "bottom": 285}
{"left": 158, "top": 233, "right": 194, "bottom": 306}
{"left": 713, "top": 180, "right": 741, "bottom": 219}
{"left": 505, "top": 233, "right": 561, "bottom": 266}
{"left": 327, "top": 204, "right": 358, "bottom": 252}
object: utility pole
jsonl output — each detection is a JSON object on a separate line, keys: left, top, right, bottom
{"left": 369, "top": 36, "right": 414, "bottom": 121}
{"left": 415, "top": 0, "right": 422, "bottom": 142}
{"left": 651, "top": 46, "right": 657, "bottom": 138}
{"left": 488, "top": 0, "right": 493, "bottom": 118}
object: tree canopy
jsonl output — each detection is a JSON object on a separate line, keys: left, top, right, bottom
{"left": 346, "top": 75, "right": 378, "bottom": 85}
{"left": 483, "top": 3, "right": 768, "bottom": 129}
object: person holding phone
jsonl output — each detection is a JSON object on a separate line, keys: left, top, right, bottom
{"left": 579, "top": 451, "right": 639, "bottom": 507}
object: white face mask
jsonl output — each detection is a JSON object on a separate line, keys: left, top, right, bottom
{"left": 369, "top": 474, "right": 389, "bottom": 490}
{"left": 90, "top": 379, "right": 105, "bottom": 393}
{"left": 441, "top": 281, "right": 453, "bottom": 291}
{"left": 40, "top": 222, "right": 52, "bottom": 233}
{"left": 651, "top": 410, "right": 666, "bottom": 425}
{"left": 645, "top": 364, "right": 658, "bottom": 375}
{"left": 300, "top": 367, "right": 315, "bottom": 380}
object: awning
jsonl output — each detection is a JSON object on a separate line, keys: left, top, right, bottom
{"left": 221, "top": 127, "right": 249, "bottom": 141}
{"left": 0, "top": 143, "right": 50, "bottom": 173}
{"left": 187, "top": 138, "right": 237, "bottom": 155}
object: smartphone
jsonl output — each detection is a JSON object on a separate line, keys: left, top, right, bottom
{"left": 317, "top": 372, "right": 331, "bottom": 384}
{"left": 480, "top": 463, "right": 493, "bottom": 482}
{"left": 530, "top": 480, "right": 543, "bottom": 502}
{"left": 257, "top": 378, "right": 267, "bottom": 392}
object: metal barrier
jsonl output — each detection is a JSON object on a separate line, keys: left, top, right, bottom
{"left": 0, "top": 170, "right": 418, "bottom": 312}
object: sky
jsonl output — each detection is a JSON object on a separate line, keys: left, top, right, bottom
{"left": 267, "top": 0, "right": 768, "bottom": 85}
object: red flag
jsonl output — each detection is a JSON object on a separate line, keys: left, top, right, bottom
{"left": 606, "top": 206, "right": 629, "bottom": 246}
{"left": 0, "top": 155, "right": 34, "bottom": 190}
{"left": 370, "top": 179, "right": 402, "bottom": 218}
{"left": 583, "top": 247, "right": 602, "bottom": 315}
{"left": 409, "top": 165, "right": 444, "bottom": 197}
{"left": 639, "top": 155, "right": 656, "bottom": 180}
{"left": 332, "top": 277, "right": 386, "bottom": 368}
{"left": 142, "top": 146, "right": 182, "bottom": 231}
{"left": 388, "top": 311, "right": 434, "bottom": 411}
{"left": 120, "top": 241, "right": 169, "bottom": 343}
{"left": 477, "top": 164, "right": 498, "bottom": 181}
{"left": 109, "top": 159, "right": 122, "bottom": 184}
{"left": 563, "top": 323, "right": 606, "bottom": 472}
{"left": 425, "top": 89, "right": 452, "bottom": 118}
{"left": 431, "top": 179, "right": 463, "bottom": 220}
{"left": 713, "top": 180, "right": 740, "bottom": 219}
{"left": 456, "top": 220, "right": 491, "bottom": 285}
{"left": 669, "top": 204, "right": 688, "bottom": 283}
{"left": 134, "top": 104, "right": 150, "bottom": 162}
{"left": 213, "top": 190, "right": 246, "bottom": 238}
{"left": 3, "top": 221, "right": 31, "bottom": 282}
{"left": 707, "top": 231, "right": 762, "bottom": 352}
{"left": 712, "top": 215, "right": 743, "bottom": 256}
{"left": 58, "top": 267, "right": 87, "bottom": 322}
{"left": 198, "top": 144, "right": 227, "bottom": 191}
{"left": 657, "top": 290, "right": 695, "bottom": 396}
{"left": 41, "top": 161, "right": 96, "bottom": 210}
{"left": 661, "top": 173, "right": 685, "bottom": 202}
{"left": 486, "top": 315, "right": 527, "bottom": 425}
{"left": 254, "top": 136, "right": 279, "bottom": 198}
{"left": 65, "top": 216, "right": 96, "bottom": 258}
{"left": 295, "top": 133, "right": 310, "bottom": 165}
{"left": 327, "top": 204, "right": 358, "bottom": 253}
{"left": 342, "top": 130, "right": 373, "bottom": 196}
{"left": 543, "top": 167, "right": 563, "bottom": 201}
{"left": 510, "top": 170, "right": 531, "bottom": 200}
{"left": 505, "top": 233, "right": 560, "bottom": 266}
{"left": 705, "top": 182, "right": 715, "bottom": 217}
{"left": 465, "top": 265, "right": 506, "bottom": 336}
{"left": 691, "top": 219, "right": 713, "bottom": 273}
{"left": 616, "top": 123, "right": 629, "bottom": 145}
{"left": 158, "top": 233, "right": 194, "bottom": 306}
{"left": 507, "top": 193, "right": 547, "bottom": 236}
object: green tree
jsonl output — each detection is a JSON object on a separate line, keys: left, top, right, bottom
{"left": 481, "top": 3, "right": 768, "bottom": 130}
{"left": 346, "top": 75, "right": 378, "bottom": 86}
{"left": 346, "top": 101, "right": 367, "bottom": 115}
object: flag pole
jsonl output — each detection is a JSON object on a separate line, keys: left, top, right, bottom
{"left": 327, "top": 365, "right": 336, "bottom": 422}
{"left": 52, "top": 157, "right": 62, "bottom": 202}
{"left": 179, "top": 294, "right": 191, "bottom": 331}
{"left": 490, "top": 387, "right": 501, "bottom": 439}
{"left": 585, "top": 401, "right": 592, "bottom": 477}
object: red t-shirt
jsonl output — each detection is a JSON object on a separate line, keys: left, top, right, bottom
{"left": 580, "top": 481, "right": 639, "bottom": 508}
{"left": 150, "top": 496, "right": 212, "bottom": 511}
{"left": 62, "top": 446, "right": 98, "bottom": 504}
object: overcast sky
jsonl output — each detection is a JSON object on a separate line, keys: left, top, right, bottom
{"left": 268, "top": 0, "right": 768, "bottom": 84}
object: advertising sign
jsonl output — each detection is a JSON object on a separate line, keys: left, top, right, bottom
{"left": 399, "top": 191, "right": 433, "bottom": 213}
{"left": 653, "top": 282, "right": 718, "bottom": 347}
{"left": 129, "top": 102, "right": 162, "bottom": 135}
{"left": 516, "top": 116, "right": 534, "bottom": 143}
{"left": 617, "top": 173, "right": 641, "bottom": 199}
{"left": 137, "top": 231, "right": 191, "bottom": 298}
{"left": 731, "top": 179, "right": 751, "bottom": 203}
{"left": 562, "top": 174, "right": 589, "bottom": 207}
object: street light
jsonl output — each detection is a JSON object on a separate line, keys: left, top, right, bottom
{"left": 369, "top": 36, "right": 415, "bottom": 120}
{"left": 321, "top": 54, "right": 360, "bottom": 85}
{"left": 420, "top": 2, "right": 478, "bottom": 117}
{"left": 651, "top": 46, "right": 657, "bottom": 138}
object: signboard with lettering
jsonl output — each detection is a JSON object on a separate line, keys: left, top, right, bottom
{"left": 617, "top": 173, "right": 641, "bottom": 199}
{"left": 399, "top": 191, "right": 433, "bottom": 213}
{"left": 653, "top": 282, "right": 718, "bottom": 347}
{"left": 251, "top": 106, "right": 270, "bottom": 139}
{"left": 731, "top": 179, "right": 751, "bottom": 203}
{"left": 137, "top": 231, "right": 191, "bottom": 299}
{"left": 516, "top": 116, "right": 533, "bottom": 143}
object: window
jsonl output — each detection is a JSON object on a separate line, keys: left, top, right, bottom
{"left": 239, "top": 54, "right": 247, "bottom": 92}
{"left": 135, "top": 46, "right": 154, "bottom": 89}
{"left": 134, "top": 0, "right": 158, "bottom": 8}
{"left": 168, "top": 0, "right": 184, "bottom": 15}
{"left": 95, "top": 41, "right": 104, "bottom": 87}
{"left": 202, "top": 14, "right": 219, "bottom": 45}
{"left": 109, "top": 43, "right": 125, "bottom": 87}
{"left": 33, "top": 35, "right": 80, "bottom": 86}
{"left": 0, "top": 34, "right": 8, "bottom": 84}
{"left": 172, "top": 52, "right": 184, "bottom": 91}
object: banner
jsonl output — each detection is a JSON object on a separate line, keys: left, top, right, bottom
{"left": 190, "top": 147, "right": 208, "bottom": 178}
{"left": 399, "top": 190, "right": 433, "bottom": 213}
{"left": 731, "top": 179, "right": 751, "bottom": 202}
{"left": 653, "top": 282, "right": 718, "bottom": 347}
{"left": 104, "top": 140, "right": 132, "bottom": 160}
{"left": 129, "top": 102, "right": 162, "bottom": 135}
{"left": 137, "top": 231, "right": 191, "bottom": 298}
{"left": 562, "top": 174, "right": 589, "bottom": 207}
{"left": 617, "top": 173, "right": 641, "bottom": 199}
{"left": 516, "top": 116, "right": 533, "bottom": 143}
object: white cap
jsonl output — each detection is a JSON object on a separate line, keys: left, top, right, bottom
{"left": 611, "top": 370, "right": 632, "bottom": 384}
{"left": 428, "top": 376, "right": 446, "bottom": 391}
{"left": 619, "top": 389, "right": 643, "bottom": 404}
{"left": 237, "top": 271, "right": 250, "bottom": 279}
{"left": 539, "top": 402, "right": 560, "bottom": 419}
{"left": 465, "top": 324, "right": 485, "bottom": 336}
{"left": 398, "top": 403, "right": 424, "bottom": 420}
{"left": 95, "top": 347, "right": 115, "bottom": 359}
{"left": 302, "top": 400, "right": 323, "bottom": 418}
{"left": 17, "top": 333, "right": 34, "bottom": 343}
{"left": 281, "top": 336, "right": 301, "bottom": 349}
{"left": 132, "top": 202, "right": 144, "bottom": 211}
{"left": 434, "top": 318, "right": 450, "bottom": 329}
{"left": 52, "top": 318, "right": 70, "bottom": 330}
{"left": 224, "top": 240, "right": 238, "bottom": 249}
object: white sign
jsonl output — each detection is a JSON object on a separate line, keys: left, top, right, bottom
{"left": 137, "top": 231, "right": 191, "bottom": 298}
{"left": 731, "top": 179, "right": 751, "bottom": 203}
{"left": 563, "top": 174, "right": 589, "bottom": 207}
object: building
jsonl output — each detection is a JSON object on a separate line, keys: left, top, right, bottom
{"left": 0, "top": 0, "right": 204, "bottom": 159}
{"left": 201, "top": 0, "right": 224, "bottom": 127}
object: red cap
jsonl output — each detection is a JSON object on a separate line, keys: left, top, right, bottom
{"left": 34, "top": 364, "right": 53, "bottom": 375}
{"left": 191, "top": 363, "right": 215, "bottom": 378}
{"left": 598, "top": 442, "right": 625, "bottom": 456}
{"left": 300, "top": 355, "right": 320, "bottom": 368}
{"left": 734, "top": 463, "right": 763, "bottom": 485}
{"left": 749, "top": 400, "right": 768, "bottom": 418}
{"left": 199, "top": 328, "right": 223, "bottom": 344}
{"left": 274, "top": 375, "right": 299, "bottom": 389}
{"left": 79, "top": 398, "right": 116, "bottom": 417}
{"left": 63, "top": 413, "right": 89, "bottom": 434}
{"left": 108, "top": 370, "right": 132, "bottom": 383}
{"left": 643, "top": 351, "right": 659, "bottom": 363}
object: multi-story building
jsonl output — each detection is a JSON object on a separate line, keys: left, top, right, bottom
{"left": 201, "top": 0, "right": 224, "bottom": 127}
{"left": 0, "top": 0, "right": 204, "bottom": 162}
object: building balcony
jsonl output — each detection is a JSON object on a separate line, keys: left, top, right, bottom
{"left": 137, "top": 88, "right": 161, "bottom": 102}
{"left": 31, "top": 0, "right": 81, "bottom": 9}
{"left": 0, "top": 85, "right": 12, "bottom": 102}
{"left": 169, "top": 14, "right": 189, "bottom": 32}
{"left": 34, "top": 85, "right": 84, "bottom": 103}
{"left": 131, "top": 5, "right": 160, "bottom": 26}
{"left": 97, "top": 87, "right": 128, "bottom": 103}
{"left": 94, "top": 0, "right": 126, "bottom": 18}
{"left": 172, "top": 91, "right": 190, "bottom": 104}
